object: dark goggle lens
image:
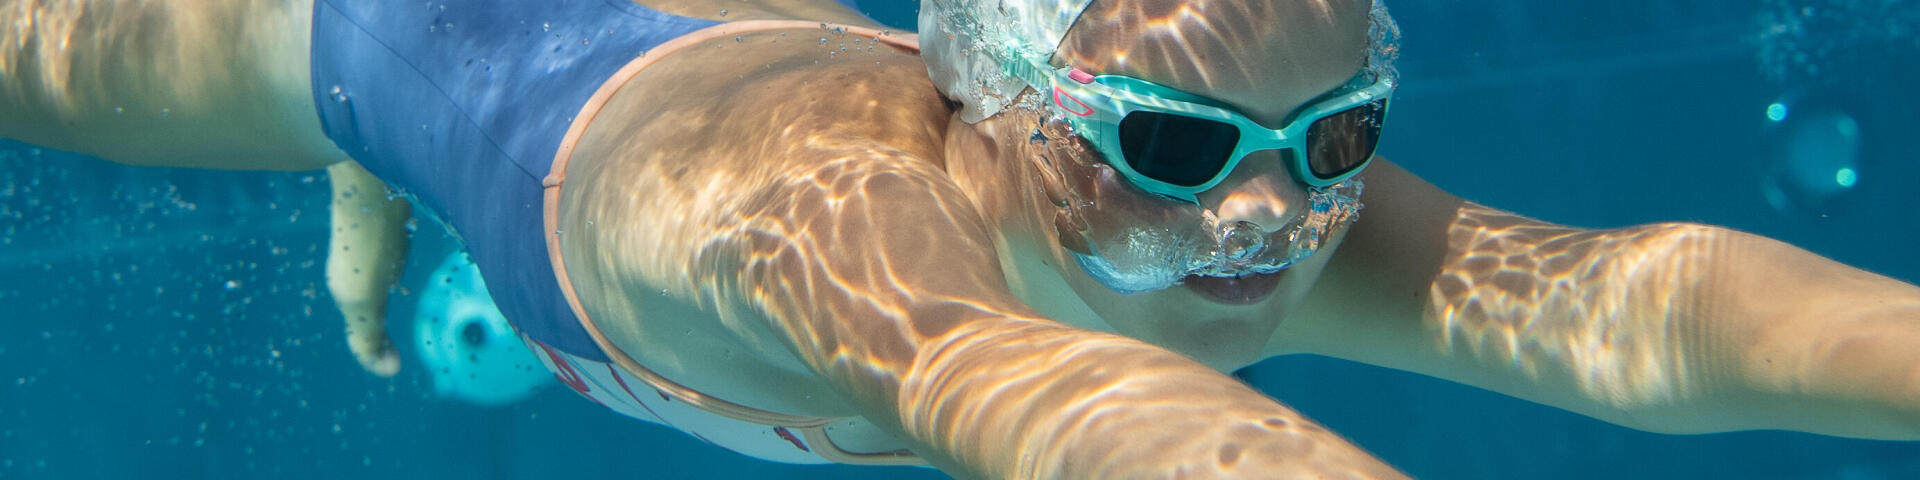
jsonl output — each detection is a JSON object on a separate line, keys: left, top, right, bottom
{"left": 1117, "top": 112, "right": 1240, "bottom": 187}
{"left": 1304, "top": 98, "right": 1388, "bottom": 180}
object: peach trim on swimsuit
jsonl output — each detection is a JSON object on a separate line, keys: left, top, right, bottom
{"left": 543, "top": 20, "right": 923, "bottom": 465}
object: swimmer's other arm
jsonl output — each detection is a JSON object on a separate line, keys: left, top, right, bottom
{"left": 324, "top": 161, "right": 411, "bottom": 377}
{"left": 619, "top": 154, "right": 1406, "bottom": 479}
{"left": 1295, "top": 159, "right": 1920, "bottom": 440}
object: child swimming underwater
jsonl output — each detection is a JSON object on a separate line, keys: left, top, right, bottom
{"left": 3, "top": 0, "right": 1919, "bottom": 478}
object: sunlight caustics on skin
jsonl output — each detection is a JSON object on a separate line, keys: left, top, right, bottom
{"left": 3, "top": 0, "right": 88, "bottom": 113}
{"left": 1320, "top": 167, "right": 1920, "bottom": 440}
{"left": 0, "top": 0, "right": 340, "bottom": 169}
{"left": 557, "top": 30, "right": 988, "bottom": 417}
{"left": 1428, "top": 203, "right": 1713, "bottom": 408}
{"left": 1212, "top": 175, "right": 1306, "bottom": 230}
{"left": 0, "top": 0, "right": 310, "bottom": 114}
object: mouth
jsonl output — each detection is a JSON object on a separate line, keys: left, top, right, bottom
{"left": 1183, "top": 269, "right": 1285, "bottom": 305}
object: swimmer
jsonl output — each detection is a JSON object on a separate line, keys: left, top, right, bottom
{"left": 4, "top": 0, "right": 1919, "bottom": 478}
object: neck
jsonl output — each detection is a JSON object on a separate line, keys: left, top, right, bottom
{"left": 943, "top": 109, "right": 1061, "bottom": 254}
{"left": 941, "top": 108, "right": 1122, "bottom": 333}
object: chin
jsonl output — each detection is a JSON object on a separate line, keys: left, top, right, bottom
{"left": 1056, "top": 220, "right": 1355, "bottom": 370}
{"left": 1183, "top": 268, "right": 1290, "bottom": 305}
{"left": 1163, "top": 316, "right": 1276, "bottom": 371}
{"left": 1116, "top": 243, "right": 1346, "bottom": 371}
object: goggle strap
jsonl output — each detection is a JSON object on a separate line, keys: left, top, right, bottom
{"left": 1001, "top": 53, "right": 1051, "bottom": 91}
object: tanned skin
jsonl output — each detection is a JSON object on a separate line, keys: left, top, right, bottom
{"left": 3, "top": 0, "right": 1917, "bottom": 478}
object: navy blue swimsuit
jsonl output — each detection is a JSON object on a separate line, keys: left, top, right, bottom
{"left": 309, "top": 0, "right": 717, "bottom": 361}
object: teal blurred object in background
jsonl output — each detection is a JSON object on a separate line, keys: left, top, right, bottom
{"left": 411, "top": 250, "right": 549, "bottom": 408}
{"left": 2, "top": 1, "right": 1917, "bottom": 479}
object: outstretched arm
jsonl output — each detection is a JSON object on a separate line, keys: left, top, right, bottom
{"left": 1291, "top": 159, "right": 1920, "bottom": 439}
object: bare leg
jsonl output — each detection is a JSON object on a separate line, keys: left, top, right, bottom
{"left": 325, "top": 161, "right": 411, "bottom": 377}
{"left": 628, "top": 0, "right": 877, "bottom": 25}
{"left": 0, "top": 0, "right": 340, "bottom": 170}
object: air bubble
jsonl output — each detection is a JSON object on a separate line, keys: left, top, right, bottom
{"left": 1763, "top": 109, "right": 1862, "bottom": 214}
{"left": 1217, "top": 221, "right": 1267, "bottom": 263}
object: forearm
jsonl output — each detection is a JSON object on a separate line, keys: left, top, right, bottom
{"left": 1694, "top": 227, "right": 1920, "bottom": 439}
{"left": 1301, "top": 162, "right": 1920, "bottom": 439}
{"left": 894, "top": 317, "right": 1407, "bottom": 479}
{"left": 1407, "top": 209, "right": 1920, "bottom": 438}
{"left": 1394, "top": 214, "right": 1731, "bottom": 431}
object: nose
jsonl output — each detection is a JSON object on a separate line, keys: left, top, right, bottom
{"left": 1192, "top": 151, "right": 1310, "bottom": 234}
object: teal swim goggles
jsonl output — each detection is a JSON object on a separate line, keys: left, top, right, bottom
{"left": 1005, "top": 57, "right": 1394, "bottom": 203}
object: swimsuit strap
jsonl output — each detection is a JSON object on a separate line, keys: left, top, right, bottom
{"left": 543, "top": 20, "right": 923, "bottom": 465}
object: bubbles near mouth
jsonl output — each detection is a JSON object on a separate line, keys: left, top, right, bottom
{"left": 1067, "top": 179, "right": 1364, "bottom": 296}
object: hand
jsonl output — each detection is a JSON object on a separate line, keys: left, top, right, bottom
{"left": 342, "top": 305, "right": 401, "bottom": 377}
{"left": 324, "top": 161, "right": 411, "bottom": 378}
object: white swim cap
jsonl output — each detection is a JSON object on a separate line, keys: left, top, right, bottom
{"left": 919, "top": 0, "right": 1097, "bottom": 123}
{"left": 920, "top": 0, "right": 1401, "bottom": 123}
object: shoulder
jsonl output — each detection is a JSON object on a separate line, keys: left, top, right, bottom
{"left": 590, "top": 26, "right": 951, "bottom": 169}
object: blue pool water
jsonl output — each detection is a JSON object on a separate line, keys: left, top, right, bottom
{"left": 3, "top": 1, "right": 1917, "bottom": 478}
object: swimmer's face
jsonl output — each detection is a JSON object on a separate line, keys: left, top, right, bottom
{"left": 1038, "top": 0, "right": 1375, "bottom": 369}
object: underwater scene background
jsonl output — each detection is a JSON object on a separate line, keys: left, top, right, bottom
{"left": 3, "top": 0, "right": 1917, "bottom": 478}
